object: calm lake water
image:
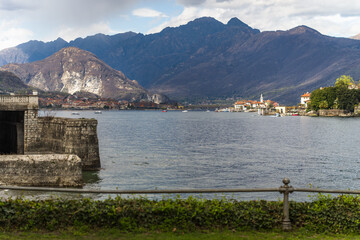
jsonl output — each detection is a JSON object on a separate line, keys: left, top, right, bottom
{"left": 6, "top": 110, "right": 360, "bottom": 201}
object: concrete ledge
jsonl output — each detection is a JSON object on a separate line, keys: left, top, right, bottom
{"left": 0, "top": 154, "right": 82, "bottom": 187}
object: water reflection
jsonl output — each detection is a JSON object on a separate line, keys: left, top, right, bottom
{"left": 82, "top": 170, "right": 102, "bottom": 185}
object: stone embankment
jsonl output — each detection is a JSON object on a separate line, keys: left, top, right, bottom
{"left": 0, "top": 154, "right": 82, "bottom": 187}
{"left": 305, "top": 109, "right": 354, "bottom": 117}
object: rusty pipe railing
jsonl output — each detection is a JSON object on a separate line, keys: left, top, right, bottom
{"left": 0, "top": 178, "right": 358, "bottom": 231}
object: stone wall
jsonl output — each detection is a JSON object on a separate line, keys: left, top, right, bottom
{"left": 0, "top": 154, "right": 82, "bottom": 187}
{"left": 0, "top": 95, "right": 40, "bottom": 154}
{"left": 35, "top": 117, "right": 100, "bottom": 170}
{"left": 24, "top": 109, "right": 39, "bottom": 153}
{"left": 318, "top": 109, "right": 352, "bottom": 117}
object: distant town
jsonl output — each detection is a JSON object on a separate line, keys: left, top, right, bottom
{"left": 38, "top": 74, "right": 360, "bottom": 118}
{"left": 38, "top": 91, "right": 309, "bottom": 115}
{"left": 39, "top": 94, "right": 179, "bottom": 110}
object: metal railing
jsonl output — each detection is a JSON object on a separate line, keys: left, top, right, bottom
{"left": 0, "top": 178, "right": 358, "bottom": 231}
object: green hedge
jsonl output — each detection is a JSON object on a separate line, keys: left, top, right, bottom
{"left": 0, "top": 194, "right": 360, "bottom": 233}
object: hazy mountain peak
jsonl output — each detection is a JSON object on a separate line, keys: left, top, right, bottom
{"left": 226, "top": 17, "right": 260, "bottom": 33}
{"left": 190, "top": 16, "right": 221, "bottom": 23}
{"left": 53, "top": 37, "right": 67, "bottom": 44}
{"left": 160, "top": 16, "right": 225, "bottom": 36}
{"left": 56, "top": 46, "right": 96, "bottom": 58}
{"left": 288, "top": 25, "right": 321, "bottom": 35}
{"left": 182, "top": 16, "right": 224, "bottom": 29}
{"left": 227, "top": 17, "right": 246, "bottom": 27}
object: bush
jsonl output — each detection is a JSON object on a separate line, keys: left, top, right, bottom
{"left": 0, "top": 194, "right": 359, "bottom": 233}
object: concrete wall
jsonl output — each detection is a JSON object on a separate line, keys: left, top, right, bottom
{"left": 35, "top": 117, "right": 100, "bottom": 170}
{"left": 0, "top": 154, "right": 82, "bottom": 187}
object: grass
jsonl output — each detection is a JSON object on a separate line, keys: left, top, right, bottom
{"left": 1, "top": 229, "right": 360, "bottom": 240}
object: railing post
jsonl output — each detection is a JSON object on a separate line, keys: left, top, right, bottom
{"left": 280, "top": 177, "right": 293, "bottom": 231}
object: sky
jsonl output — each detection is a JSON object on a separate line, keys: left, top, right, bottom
{"left": 1, "top": 0, "right": 360, "bottom": 50}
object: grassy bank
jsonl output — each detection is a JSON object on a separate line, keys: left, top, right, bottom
{"left": 0, "top": 194, "right": 360, "bottom": 234}
{"left": 2, "top": 229, "right": 360, "bottom": 240}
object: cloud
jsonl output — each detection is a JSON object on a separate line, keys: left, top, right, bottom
{"left": 55, "top": 22, "right": 118, "bottom": 42}
{"left": 0, "top": 0, "right": 143, "bottom": 49}
{"left": 176, "top": 0, "right": 206, "bottom": 6}
{"left": 132, "top": 8, "right": 168, "bottom": 18}
{"left": 152, "top": 0, "right": 360, "bottom": 37}
{"left": 0, "top": 0, "right": 34, "bottom": 11}
{"left": 0, "top": 20, "right": 33, "bottom": 49}
{"left": 0, "top": 0, "right": 142, "bottom": 27}
{"left": 2, "top": 0, "right": 360, "bottom": 50}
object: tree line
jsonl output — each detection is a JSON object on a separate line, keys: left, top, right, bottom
{"left": 309, "top": 75, "right": 360, "bottom": 112}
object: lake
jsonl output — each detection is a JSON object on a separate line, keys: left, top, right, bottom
{"left": 6, "top": 110, "right": 360, "bottom": 201}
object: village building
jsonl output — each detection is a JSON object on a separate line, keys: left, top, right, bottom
{"left": 234, "top": 94, "right": 278, "bottom": 112}
{"left": 301, "top": 92, "right": 311, "bottom": 107}
{"left": 275, "top": 106, "right": 297, "bottom": 114}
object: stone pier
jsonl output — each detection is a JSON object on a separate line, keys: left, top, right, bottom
{"left": 36, "top": 117, "right": 100, "bottom": 170}
{"left": 0, "top": 93, "right": 101, "bottom": 186}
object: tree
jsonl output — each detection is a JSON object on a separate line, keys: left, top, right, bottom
{"left": 335, "top": 75, "right": 354, "bottom": 87}
{"left": 309, "top": 88, "right": 326, "bottom": 111}
{"left": 322, "top": 87, "right": 337, "bottom": 109}
{"left": 319, "top": 100, "right": 328, "bottom": 109}
{"left": 336, "top": 86, "right": 358, "bottom": 112}
{"left": 309, "top": 75, "right": 360, "bottom": 112}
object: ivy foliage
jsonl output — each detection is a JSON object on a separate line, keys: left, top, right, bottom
{"left": 0, "top": 195, "right": 360, "bottom": 233}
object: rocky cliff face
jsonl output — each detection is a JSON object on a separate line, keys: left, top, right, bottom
{"left": 0, "top": 47, "right": 165, "bottom": 102}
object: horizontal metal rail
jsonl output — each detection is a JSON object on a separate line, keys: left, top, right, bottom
{"left": 294, "top": 188, "right": 360, "bottom": 194}
{"left": 1, "top": 186, "right": 359, "bottom": 195}
{"left": 0, "top": 185, "right": 280, "bottom": 194}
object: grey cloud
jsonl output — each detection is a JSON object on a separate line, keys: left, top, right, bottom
{"left": 0, "top": 0, "right": 34, "bottom": 11}
{"left": 176, "top": 0, "right": 206, "bottom": 6}
{"left": 24, "top": 0, "right": 143, "bottom": 27}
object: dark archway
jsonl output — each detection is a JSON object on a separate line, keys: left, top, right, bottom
{"left": 0, "top": 111, "right": 24, "bottom": 154}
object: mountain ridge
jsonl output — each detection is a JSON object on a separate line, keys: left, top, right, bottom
{"left": 1, "top": 17, "right": 360, "bottom": 104}
{"left": 0, "top": 47, "right": 169, "bottom": 102}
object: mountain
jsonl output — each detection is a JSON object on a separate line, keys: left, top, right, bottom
{"left": 0, "top": 47, "right": 165, "bottom": 102}
{"left": 351, "top": 33, "right": 360, "bottom": 40}
{"left": 0, "top": 38, "right": 68, "bottom": 66}
{"left": 1, "top": 17, "right": 360, "bottom": 104}
{"left": 0, "top": 71, "right": 30, "bottom": 94}
{"left": 151, "top": 24, "right": 360, "bottom": 103}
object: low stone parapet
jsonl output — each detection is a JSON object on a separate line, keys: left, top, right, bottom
{"left": 0, "top": 154, "right": 82, "bottom": 187}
